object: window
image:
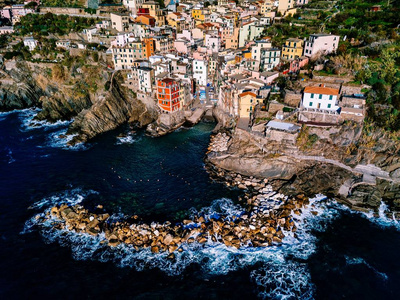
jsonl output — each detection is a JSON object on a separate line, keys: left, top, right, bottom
{"left": 309, "top": 102, "right": 313, "bottom": 106}
{"left": 319, "top": 94, "right": 323, "bottom": 99}
{"left": 327, "top": 104, "right": 331, "bottom": 108}
{"left": 329, "top": 95, "right": 333, "bottom": 100}
{"left": 311, "top": 93, "right": 314, "bottom": 98}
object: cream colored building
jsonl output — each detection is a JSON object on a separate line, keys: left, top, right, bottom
{"left": 238, "top": 91, "right": 257, "bottom": 119}
{"left": 112, "top": 40, "right": 144, "bottom": 70}
{"left": 277, "top": 0, "right": 294, "bottom": 15}
{"left": 111, "top": 12, "right": 130, "bottom": 32}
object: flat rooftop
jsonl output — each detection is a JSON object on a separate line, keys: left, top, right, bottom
{"left": 266, "top": 121, "right": 301, "bottom": 132}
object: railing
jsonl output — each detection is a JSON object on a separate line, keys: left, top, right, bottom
{"left": 300, "top": 107, "right": 339, "bottom": 115}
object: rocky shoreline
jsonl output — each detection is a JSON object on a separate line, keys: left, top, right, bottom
{"left": 33, "top": 188, "right": 313, "bottom": 254}
{"left": 206, "top": 124, "right": 400, "bottom": 215}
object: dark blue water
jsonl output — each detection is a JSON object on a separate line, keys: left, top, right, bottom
{"left": 1, "top": 109, "right": 400, "bottom": 299}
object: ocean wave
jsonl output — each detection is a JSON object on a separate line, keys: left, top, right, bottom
{"left": 44, "top": 129, "right": 90, "bottom": 151}
{"left": 18, "top": 108, "right": 72, "bottom": 131}
{"left": 354, "top": 201, "right": 400, "bottom": 230}
{"left": 345, "top": 256, "right": 388, "bottom": 281}
{"left": 0, "top": 108, "right": 34, "bottom": 121}
{"left": 251, "top": 261, "right": 314, "bottom": 300}
{"left": 23, "top": 189, "right": 98, "bottom": 234}
{"left": 23, "top": 192, "right": 345, "bottom": 299}
{"left": 115, "top": 133, "right": 141, "bottom": 145}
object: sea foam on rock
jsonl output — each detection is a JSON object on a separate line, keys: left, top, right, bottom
{"left": 30, "top": 189, "right": 310, "bottom": 254}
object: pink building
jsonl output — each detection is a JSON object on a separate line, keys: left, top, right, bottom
{"left": 289, "top": 57, "right": 309, "bottom": 73}
{"left": 174, "top": 38, "right": 190, "bottom": 54}
{"left": 304, "top": 34, "right": 339, "bottom": 58}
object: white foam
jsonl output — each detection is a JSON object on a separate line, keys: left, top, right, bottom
{"left": 29, "top": 188, "right": 98, "bottom": 210}
{"left": 45, "top": 129, "right": 90, "bottom": 151}
{"left": 345, "top": 256, "right": 388, "bottom": 281}
{"left": 115, "top": 132, "right": 141, "bottom": 145}
{"left": 358, "top": 201, "right": 400, "bottom": 230}
{"left": 251, "top": 261, "right": 314, "bottom": 300}
{"left": 18, "top": 108, "right": 72, "bottom": 131}
{"left": 23, "top": 193, "right": 399, "bottom": 299}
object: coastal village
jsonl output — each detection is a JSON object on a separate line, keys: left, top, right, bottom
{"left": 1, "top": 0, "right": 400, "bottom": 254}
{"left": 0, "top": 0, "right": 371, "bottom": 137}
{"left": 3, "top": 2, "right": 400, "bottom": 297}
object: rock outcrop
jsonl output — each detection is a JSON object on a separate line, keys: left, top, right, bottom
{"left": 146, "top": 110, "right": 185, "bottom": 137}
{"left": 34, "top": 191, "right": 310, "bottom": 251}
{"left": 67, "top": 72, "right": 158, "bottom": 144}
{"left": 206, "top": 125, "right": 400, "bottom": 213}
{"left": 0, "top": 56, "right": 158, "bottom": 143}
{"left": 0, "top": 59, "right": 46, "bottom": 110}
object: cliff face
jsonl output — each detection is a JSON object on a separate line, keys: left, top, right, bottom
{"left": 67, "top": 72, "right": 158, "bottom": 144}
{"left": 0, "top": 60, "right": 46, "bottom": 110}
{"left": 207, "top": 118, "right": 400, "bottom": 212}
{"left": 0, "top": 57, "right": 158, "bottom": 143}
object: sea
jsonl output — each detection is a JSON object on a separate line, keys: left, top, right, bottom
{"left": 1, "top": 108, "right": 400, "bottom": 299}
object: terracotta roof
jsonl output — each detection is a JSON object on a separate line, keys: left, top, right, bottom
{"left": 239, "top": 91, "right": 257, "bottom": 98}
{"left": 137, "top": 15, "right": 155, "bottom": 20}
{"left": 304, "top": 86, "right": 339, "bottom": 96}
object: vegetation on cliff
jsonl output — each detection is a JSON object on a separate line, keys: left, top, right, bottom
{"left": 15, "top": 13, "right": 96, "bottom": 36}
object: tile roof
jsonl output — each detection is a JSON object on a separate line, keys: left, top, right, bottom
{"left": 239, "top": 91, "right": 257, "bottom": 97}
{"left": 304, "top": 86, "right": 339, "bottom": 96}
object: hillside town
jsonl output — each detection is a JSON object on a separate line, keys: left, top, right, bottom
{"left": 2, "top": 1, "right": 400, "bottom": 298}
{"left": 0, "top": 0, "right": 383, "bottom": 137}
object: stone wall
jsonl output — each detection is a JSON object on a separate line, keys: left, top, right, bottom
{"left": 312, "top": 74, "right": 354, "bottom": 83}
{"left": 342, "top": 96, "right": 366, "bottom": 107}
{"left": 339, "top": 113, "right": 364, "bottom": 123}
{"left": 39, "top": 7, "right": 110, "bottom": 18}
{"left": 341, "top": 84, "right": 370, "bottom": 95}
{"left": 264, "top": 129, "right": 298, "bottom": 144}
{"left": 283, "top": 90, "right": 301, "bottom": 107}
{"left": 268, "top": 101, "right": 285, "bottom": 114}
{"left": 298, "top": 111, "right": 340, "bottom": 125}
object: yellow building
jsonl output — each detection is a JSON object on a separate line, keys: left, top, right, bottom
{"left": 192, "top": 9, "right": 205, "bottom": 21}
{"left": 282, "top": 38, "right": 304, "bottom": 60}
{"left": 238, "top": 92, "right": 257, "bottom": 119}
{"left": 261, "top": 0, "right": 274, "bottom": 16}
{"left": 141, "top": 1, "right": 165, "bottom": 26}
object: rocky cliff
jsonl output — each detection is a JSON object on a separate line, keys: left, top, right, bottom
{"left": 0, "top": 59, "right": 46, "bottom": 110}
{"left": 0, "top": 56, "right": 158, "bottom": 143}
{"left": 68, "top": 72, "right": 158, "bottom": 144}
{"left": 207, "top": 117, "right": 400, "bottom": 213}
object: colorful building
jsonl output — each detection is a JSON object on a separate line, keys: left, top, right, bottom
{"left": 191, "top": 9, "right": 205, "bottom": 21}
{"left": 282, "top": 38, "right": 304, "bottom": 60}
{"left": 142, "top": 37, "right": 155, "bottom": 58}
{"left": 238, "top": 91, "right": 257, "bottom": 119}
{"left": 157, "top": 78, "right": 181, "bottom": 113}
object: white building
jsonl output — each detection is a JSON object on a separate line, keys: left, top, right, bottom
{"left": 205, "top": 33, "right": 220, "bottom": 53}
{"left": 302, "top": 85, "right": 340, "bottom": 111}
{"left": 303, "top": 34, "right": 340, "bottom": 58}
{"left": 238, "top": 21, "right": 264, "bottom": 48}
{"left": 251, "top": 40, "right": 273, "bottom": 62}
{"left": 193, "top": 59, "right": 208, "bottom": 86}
{"left": 137, "top": 66, "right": 154, "bottom": 94}
{"left": 23, "top": 37, "right": 38, "bottom": 51}
{"left": 260, "top": 48, "right": 281, "bottom": 71}
{"left": 122, "top": 0, "right": 144, "bottom": 15}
